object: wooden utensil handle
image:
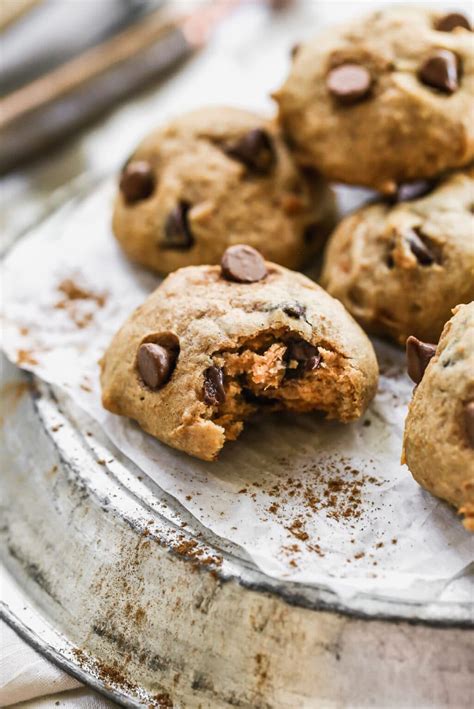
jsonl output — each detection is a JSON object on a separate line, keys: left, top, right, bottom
{"left": 1, "top": 9, "right": 183, "bottom": 127}
{"left": 0, "top": 11, "right": 194, "bottom": 173}
{"left": 0, "top": 0, "right": 41, "bottom": 32}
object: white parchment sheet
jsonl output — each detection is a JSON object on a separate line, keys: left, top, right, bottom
{"left": 2, "top": 180, "right": 472, "bottom": 603}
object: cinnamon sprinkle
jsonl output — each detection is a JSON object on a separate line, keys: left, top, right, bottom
{"left": 16, "top": 349, "right": 38, "bottom": 366}
{"left": 239, "top": 454, "right": 388, "bottom": 568}
{"left": 57, "top": 278, "right": 106, "bottom": 306}
{"left": 54, "top": 277, "right": 107, "bottom": 329}
{"left": 171, "top": 534, "right": 222, "bottom": 569}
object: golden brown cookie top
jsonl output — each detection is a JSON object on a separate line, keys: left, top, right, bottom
{"left": 276, "top": 7, "right": 474, "bottom": 191}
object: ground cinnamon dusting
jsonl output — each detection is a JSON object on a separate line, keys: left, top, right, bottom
{"left": 287, "top": 519, "right": 309, "bottom": 541}
{"left": 57, "top": 278, "right": 106, "bottom": 306}
{"left": 254, "top": 652, "right": 270, "bottom": 692}
{"left": 236, "top": 454, "right": 389, "bottom": 569}
{"left": 171, "top": 534, "right": 222, "bottom": 569}
{"left": 54, "top": 278, "right": 107, "bottom": 328}
{"left": 72, "top": 648, "right": 173, "bottom": 707}
{"left": 16, "top": 349, "right": 38, "bottom": 366}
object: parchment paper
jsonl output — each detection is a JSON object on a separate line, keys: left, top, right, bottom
{"left": 2, "top": 179, "right": 472, "bottom": 603}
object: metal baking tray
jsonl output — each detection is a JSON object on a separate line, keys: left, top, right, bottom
{"left": 1, "top": 354, "right": 473, "bottom": 708}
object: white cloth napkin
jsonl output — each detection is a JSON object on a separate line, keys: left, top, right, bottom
{"left": 0, "top": 621, "right": 113, "bottom": 707}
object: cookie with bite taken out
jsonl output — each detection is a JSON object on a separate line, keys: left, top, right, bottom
{"left": 100, "top": 245, "right": 378, "bottom": 461}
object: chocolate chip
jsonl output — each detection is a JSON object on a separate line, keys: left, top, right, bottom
{"left": 120, "top": 161, "right": 155, "bottom": 204}
{"left": 418, "top": 50, "right": 459, "bottom": 94}
{"left": 286, "top": 340, "right": 321, "bottom": 377}
{"left": 162, "top": 201, "right": 194, "bottom": 250}
{"left": 326, "top": 63, "right": 372, "bottom": 105}
{"left": 463, "top": 401, "right": 474, "bottom": 447}
{"left": 225, "top": 129, "right": 276, "bottom": 174}
{"left": 395, "top": 180, "right": 434, "bottom": 203}
{"left": 137, "top": 342, "right": 177, "bottom": 389}
{"left": 203, "top": 366, "right": 225, "bottom": 406}
{"left": 303, "top": 222, "right": 320, "bottom": 244}
{"left": 406, "top": 336, "right": 436, "bottom": 384}
{"left": 282, "top": 302, "right": 306, "bottom": 319}
{"left": 435, "top": 13, "right": 471, "bottom": 32}
{"left": 221, "top": 245, "right": 268, "bottom": 283}
{"left": 405, "top": 228, "right": 436, "bottom": 266}
{"left": 291, "top": 43, "right": 301, "bottom": 59}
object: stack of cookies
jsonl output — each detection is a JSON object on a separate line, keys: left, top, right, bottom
{"left": 101, "top": 7, "right": 473, "bottom": 529}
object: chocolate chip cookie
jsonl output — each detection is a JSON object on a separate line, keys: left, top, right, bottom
{"left": 274, "top": 7, "right": 474, "bottom": 192}
{"left": 403, "top": 303, "right": 474, "bottom": 531}
{"left": 113, "top": 107, "right": 336, "bottom": 274}
{"left": 320, "top": 168, "right": 474, "bottom": 345}
{"left": 100, "top": 246, "right": 378, "bottom": 461}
